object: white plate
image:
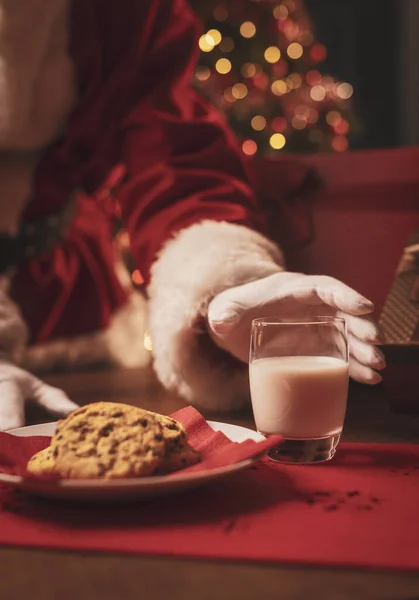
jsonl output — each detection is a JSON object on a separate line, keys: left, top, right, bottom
{"left": 0, "top": 421, "right": 264, "bottom": 502}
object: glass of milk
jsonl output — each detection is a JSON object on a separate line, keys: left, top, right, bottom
{"left": 249, "top": 316, "right": 349, "bottom": 464}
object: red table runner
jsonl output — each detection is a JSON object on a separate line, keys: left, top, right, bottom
{"left": 0, "top": 410, "right": 419, "bottom": 571}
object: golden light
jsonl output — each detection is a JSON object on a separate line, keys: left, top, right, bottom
{"left": 291, "top": 73, "right": 303, "bottom": 88}
{"left": 143, "top": 331, "right": 153, "bottom": 352}
{"left": 240, "top": 21, "right": 256, "bottom": 38}
{"left": 132, "top": 269, "right": 144, "bottom": 286}
{"left": 216, "top": 58, "right": 232, "bottom": 74}
{"left": 270, "top": 133, "right": 286, "bottom": 150}
{"left": 242, "top": 139, "right": 258, "bottom": 156}
{"left": 287, "top": 73, "right": 302, "bottom": 89}
{"left": 292, "top": 115, "right": 307, "bottom": 130}
{"left": 251, "top": 115, "right": 267, "bottom": 131}
{"left": 118, "top": 230, "right": 130, "bottom": 248}
{"left": 264, "top": 46, "right": 281, "bottom": 64}
{"left": 271, "top": 79, "right": 288, "bottom": 95}
{"left": 332, "top": 135, "right": 348, "bottom": 152}
{"left": 306, "top": 108, "right": 319, "bottom": 124}
{"left": 223, "top": 87, "right": 236, "bottom": 102}
{"left": 207, "top": 29, "right": 222, "bottom": 45}
{"left": 199, "top": 34, "right": 215, "bottom": 52}
{"left": 284, "top": 21, "right": 300, "bottom": 41}
{"left": 241, "top": 62, "right": 257, "bottom": 77}
{"left": 336, "top": 82, "right": 354, "bottom": 99}
{"left": 231, "top": 83, "right": 248, "bottom": 99}
{"left": 213, "top": 5, "right": 228, "bottom": 21}
{"left": 326, "top": 110, "right": 342, "bottom": 126}
{"left": 219, "top": 37, "right": 235, "bottom": 52}
{"left": 273, "top": 4, "right": 288, "bottom": 20}
{"left": 195, "top": 67, "right": 211, "bottom": 82}
{"left": 310, "top": 85, "right": 326, "bottom": 102}
{"left": 287, "top": 42, "right": 303, "bottom": 59}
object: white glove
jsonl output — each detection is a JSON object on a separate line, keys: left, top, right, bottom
{"left": 207, "top": 272, "right": 385, "bottom": 384}
{"left": 0, "top": 360, "right": 78, "bottom": 431}
{"left": 0, "top": 277, "right": 78, "bottom": 431}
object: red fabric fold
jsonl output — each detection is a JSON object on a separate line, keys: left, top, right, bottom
{"left": 0, "top": 435, "right": 51, "bottom": 477}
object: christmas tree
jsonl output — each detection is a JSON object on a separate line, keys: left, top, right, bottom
{"left": 189, "top": 0, "right": 358, "bottom": 156}
{"left": 115, "top": 0, "right": 358, "bottom": 298}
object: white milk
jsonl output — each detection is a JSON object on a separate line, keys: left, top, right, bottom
{"left": 249, "top": 356, "right": 349, "bottom": 439}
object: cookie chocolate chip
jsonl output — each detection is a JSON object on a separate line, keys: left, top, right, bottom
{"left": 27, "top": 402, "right": 201, "bottom": 480}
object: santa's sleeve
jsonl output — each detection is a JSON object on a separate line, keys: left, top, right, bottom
{"left": 117, "top": 0, "right": 285, "bottom": 411}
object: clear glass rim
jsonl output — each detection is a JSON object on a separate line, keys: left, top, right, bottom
{"left": 251, "top": 315, "right": 346, "bottom": 326}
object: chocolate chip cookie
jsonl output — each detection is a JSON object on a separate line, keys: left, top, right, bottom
{"left": 27, "top": 446, "right": 56, "bottom": 477}
{"left": 156, "top": 443, "right": 201, "bottom": 475}
{"left": 27, "top": 402, "right": 201, "bottom": 480}
{"left": 153, "top": 413, "right": 187, "bottom": 452}
{"left": 48, "top": 402, "right": 166, "bottom": 479}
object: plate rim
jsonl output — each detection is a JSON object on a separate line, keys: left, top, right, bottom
{"left": 0, "top": 420, "right": 265, "bottom": 490}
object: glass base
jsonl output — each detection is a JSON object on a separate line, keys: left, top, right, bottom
{"left": 266, "top": 433, "right": 341, "bottom": 464}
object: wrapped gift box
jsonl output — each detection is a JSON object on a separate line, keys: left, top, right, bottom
{"left": 379, "top": 231, "right": 419, "bottom": 413}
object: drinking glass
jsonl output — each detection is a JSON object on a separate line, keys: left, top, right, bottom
{"left": 249, "top": 316, "right": 349, "bottom": 464}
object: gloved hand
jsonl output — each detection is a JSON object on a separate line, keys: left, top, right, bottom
{"left": 207, "top": 272, "right": 385, "bottom": 384}
{"left": 0, "top": 361, "right": 78, "bottom": 431}
{"left": 0, "top": 277, "right": 78, "bottom": 431}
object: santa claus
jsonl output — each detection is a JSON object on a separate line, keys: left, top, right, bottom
{"left": 0, "top": 0, "right": 384, "bottom": 430}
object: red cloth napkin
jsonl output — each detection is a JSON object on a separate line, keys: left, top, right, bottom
{"left": 1, "top": 410, "right": 419, "bottom": 572}
{"left": 0, "top": 406, "right": 282, "bottom": 478}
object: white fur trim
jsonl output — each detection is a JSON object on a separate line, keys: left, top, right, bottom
{"left": 0, "top": 0, "right": 76, "bottom": 232}
{"left": 148, "top": 221, "right": 284, "bottom": 413}
{"left": 21, "top": 292, "right": 151, "bottom": 373}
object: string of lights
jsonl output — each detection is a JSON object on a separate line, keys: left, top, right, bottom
{"left": 191, "top": 0, "right": 358, "bottom": 156}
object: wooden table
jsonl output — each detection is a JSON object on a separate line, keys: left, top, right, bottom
{"left": 0, "top": 367, "right": 418, "bottom": 600}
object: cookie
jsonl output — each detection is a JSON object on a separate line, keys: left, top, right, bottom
{"left": 27, "top": 446, "right": 56, "bottom": 477}
{"left": 153, "top": 413, "right": 187, "bottom": 452}
{"left": 27, "top": 402, "right": 201, "bottom": 480}
{"left": 49, "top": 402, "right": 166, "bottom": 479}
{"left": 156, "top": 443, "right": 201, "bottom": 475}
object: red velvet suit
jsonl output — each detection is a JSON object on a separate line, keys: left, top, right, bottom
{"left": 11, "top": 0, "right": 266, "bottom": 344}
